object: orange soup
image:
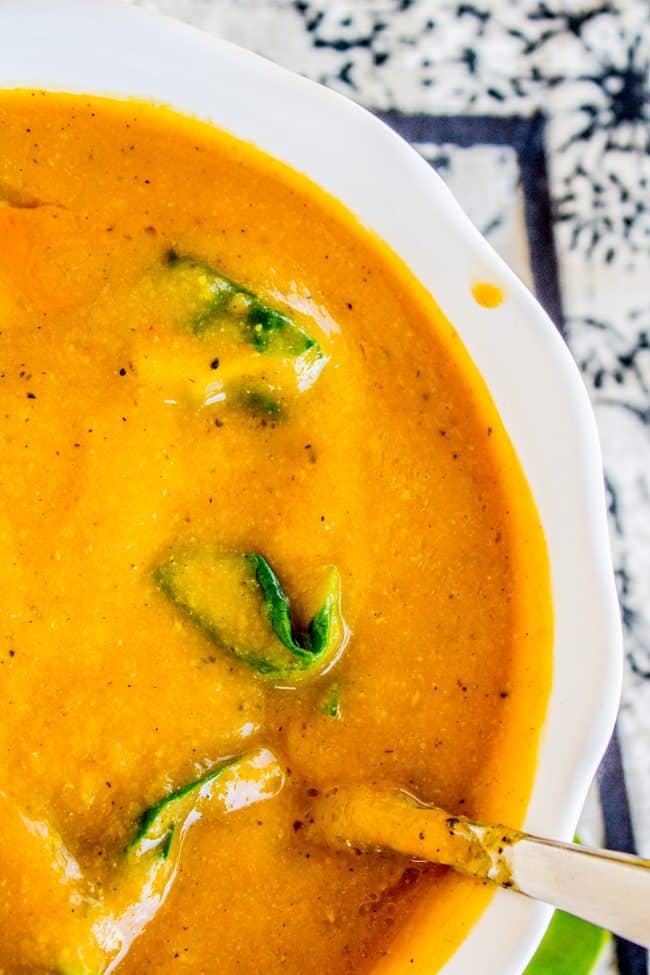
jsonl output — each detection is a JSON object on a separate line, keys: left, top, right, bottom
{"left": 0, "top": 91, "right": 552, "bottom": 975}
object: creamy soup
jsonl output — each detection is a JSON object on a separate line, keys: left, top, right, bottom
{"left": 0, "top": 91, "right": 552, "bottom": 975}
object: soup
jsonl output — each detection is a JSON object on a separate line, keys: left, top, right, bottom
{"left": 0, "top": 91, "right": 552, "bottom": 975}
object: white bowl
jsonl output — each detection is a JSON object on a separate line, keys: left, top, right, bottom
{"left": 0, "top": 1, "right": 623, "bottom": 972}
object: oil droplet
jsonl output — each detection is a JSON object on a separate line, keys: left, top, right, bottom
{"left": 471, "top": 282, "right": 504, "bottom": 309}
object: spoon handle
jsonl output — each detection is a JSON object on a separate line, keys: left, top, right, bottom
{"left": 307, "top": 786, "right": 650, "bottom": 947}
{"left": 500, "top": 833, "right": 650, "bottom": 948}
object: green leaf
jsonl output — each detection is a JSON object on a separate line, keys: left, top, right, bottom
{"left": 247, "top": 303, "right": 315, "bottom": 356}
{"left": 318, "top": 682, "right": 342, "bottom": 719}
{"left": 247, "top": 552, "right": 305, "bottom": 655}
{"left": 523, "top": 910, "right": 609, "bottom": 975}
{"left": 154, "top": 545, "right": 346, "bottom": 680}
{"left": 163, "top": 251, "right": 319, "bottom": 359}
{"left": 53, "top": 748, "right": 284, "bottom": 975}
{"left": 164, "top": 250, "right": 241, "bottom": 335}
{"left": 128, "top": 756, "right": 237, "bottom": 859}
{"left": 236, "top": 384, "right": 283, "bottom": 421}
{"left": 308, "top": 571, "right": 343, "bottom": 657}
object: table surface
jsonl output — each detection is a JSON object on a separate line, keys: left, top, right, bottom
{"left": 123, "top": 2, "right": 650, "bottom": 971}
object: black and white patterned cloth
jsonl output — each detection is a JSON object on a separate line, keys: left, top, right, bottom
{"left": 125, "top": 2, "right": 650, "bottom": 971}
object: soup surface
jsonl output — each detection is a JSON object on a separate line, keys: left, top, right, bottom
{"left": 0, "top": 91, "right": 552, "bottom": 975}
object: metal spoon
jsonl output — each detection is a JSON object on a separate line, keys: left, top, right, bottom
{"left": 306, "top": 785, "right": 650, "bottom": 948}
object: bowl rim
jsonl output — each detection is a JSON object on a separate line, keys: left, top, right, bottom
{"left": 0, "top": 2, "right": 624, "bottom": 973}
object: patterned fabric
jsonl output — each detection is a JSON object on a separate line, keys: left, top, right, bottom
{"left": 124, "top": 2, "right": 650, "bottom": 971}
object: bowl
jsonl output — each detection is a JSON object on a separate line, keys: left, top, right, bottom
{"left": 0, "top": 1, "right": 623, "bottom": 972}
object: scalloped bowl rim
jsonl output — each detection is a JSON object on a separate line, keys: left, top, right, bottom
{"left": 0, "top": 2, "right": 623, "bottom": 973}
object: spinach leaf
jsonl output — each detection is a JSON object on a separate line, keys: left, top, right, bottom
{"left": 319, "top": 682, "right": 342, "bottom": 719}
{"left": 128, "top": 757, "right": 238, "bottom": 859}
{"left": 164, "top": 251, "right": 319, "bottom": 359}
{"left": 236, "top": 383, "right": 283, "bottom": 421}
{"left": 54, "top": 748, "right": 283, "bottom": 975}
{"left": 154, "top": 545, "right": 347, "bottom": 680}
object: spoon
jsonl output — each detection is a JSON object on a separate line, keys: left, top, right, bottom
{"left": 306, "top": 785, "right": 650, "bottom": 948}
